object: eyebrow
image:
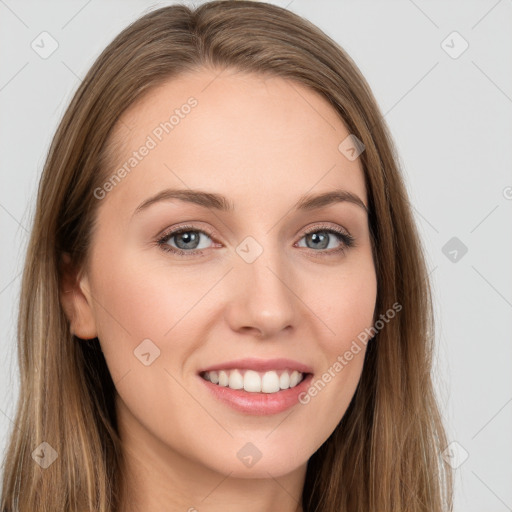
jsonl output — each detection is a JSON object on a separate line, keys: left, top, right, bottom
{"left": 133, "top": 188, "right": 368, "bottom": 216}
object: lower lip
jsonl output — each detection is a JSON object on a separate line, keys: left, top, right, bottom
{"left": 198, "top": 373, "right": 313, "bottom": 415}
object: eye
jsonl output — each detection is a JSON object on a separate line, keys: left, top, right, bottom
{"left": 296, "top": 224, "right": 355, "bottom": 256}
{"left": 156, "top": 223, "right": 355, "bottom": 257}
{"left": 157, "top": 225, "right": 216, "bottom": 256}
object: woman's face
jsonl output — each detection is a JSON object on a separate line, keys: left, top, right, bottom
{"left": 69, "top": 68, "right": 377, "bottom": 479}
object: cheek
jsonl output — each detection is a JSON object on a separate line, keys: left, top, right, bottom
{"left": 310, "top": 252, "right": 377, "bottom": 354}
{"left": 87, "top": 248, "right": 209, "bottom": 383}
{"left": 295, "top": 255, "right": 376, "bottom": 434}
{"left": 87, "top": 251, "right": 216, "bottom": 446}
{"left": 91, "top": 238, "right": 211, "bottom": 332}
{"left": 330, "top": 271, "right": 377, "bottom": 345}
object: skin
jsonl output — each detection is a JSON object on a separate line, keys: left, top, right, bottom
{"left": 61, "top": 68, "right": 377, "bottom": 512}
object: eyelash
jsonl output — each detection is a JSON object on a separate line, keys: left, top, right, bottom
{"left": 156, "top": 223, "right": 356, "bottom": 258}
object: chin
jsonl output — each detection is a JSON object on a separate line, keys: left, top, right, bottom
{"left": 199, "top": 438, "right": 312, "bottom": 479}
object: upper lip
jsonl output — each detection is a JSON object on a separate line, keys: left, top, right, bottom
{"left": 199, "top": 357, "right": 313, "bottom": 374}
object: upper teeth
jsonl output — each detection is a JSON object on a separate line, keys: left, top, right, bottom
{"left": 202, "top": 369, "right": 305, "bottom": 393}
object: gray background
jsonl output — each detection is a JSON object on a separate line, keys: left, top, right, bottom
{"left": 1, "top": 1, "right": 511, "bottom": 510}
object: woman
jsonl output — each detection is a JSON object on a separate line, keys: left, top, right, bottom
{"left": 1, "top": 1, "right": 453, "bottom": 511}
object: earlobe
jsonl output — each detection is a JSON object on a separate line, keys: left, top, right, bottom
{"left": 59, "top": 252, "right": 98, "bottom": 340}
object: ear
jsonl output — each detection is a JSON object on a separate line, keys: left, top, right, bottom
{"left": 59, "top": 252, "right": 98, "bottom": 340}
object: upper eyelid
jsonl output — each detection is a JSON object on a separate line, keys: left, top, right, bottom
{"left": 158, "top": 223, "right": 216, "bottom": 241}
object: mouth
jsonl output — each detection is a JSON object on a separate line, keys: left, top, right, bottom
{"left": 197, "top": 358, "right": 314, "bottom": 415}
{"left": 200, "top": 368, "right": 308, "bottom": 393}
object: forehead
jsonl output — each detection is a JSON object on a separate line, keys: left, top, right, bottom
{"left": 100, "top": 68, "right": 367, "bottom": 214}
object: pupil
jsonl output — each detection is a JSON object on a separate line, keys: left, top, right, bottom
{"left": 177, "top": 231, "right": 199, "bottom": 249}
{"left": 308, "top": 232, "right": 328, "bottom": 249}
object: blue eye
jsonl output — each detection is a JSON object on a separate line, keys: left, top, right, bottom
{"left": 157, "top": 225, "right": 216, "bottom": 256}
{"left": 297, "top": 227, "right": 355, "bottom": 254}
{"left": 157, "top": 224, "right": 355, "bottom": 257}
{"left": 163, "top": 229, "right": 211, "bottom": 251}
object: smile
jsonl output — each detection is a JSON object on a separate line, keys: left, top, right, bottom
{"left": 198, "top": 357, "right": 314, "bottom": 415}
{"left": 201, "top": 368, "right": 305, "bottom": 393}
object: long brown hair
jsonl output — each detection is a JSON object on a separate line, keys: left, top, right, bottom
{"left": 1, "top": 2, "right": 453, "bottom": 510}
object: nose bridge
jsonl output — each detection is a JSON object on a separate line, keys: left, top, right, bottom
{"left": 227, "top": 235, "right": 297, "bottom": 336}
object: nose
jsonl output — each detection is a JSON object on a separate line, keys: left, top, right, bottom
{"left": 224, "top": 250, "right": 298, "bottom": 339}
